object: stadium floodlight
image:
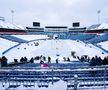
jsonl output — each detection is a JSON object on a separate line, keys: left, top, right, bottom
{"left": 97, "top": 10, "right": 101, "bottom": 24}
{"left": 11, "top": 10, "right": 14, "bottom": 24}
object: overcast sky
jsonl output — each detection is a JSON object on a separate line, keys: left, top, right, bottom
{"left": 0, "top": 0, "right": 108, "bottom": 27}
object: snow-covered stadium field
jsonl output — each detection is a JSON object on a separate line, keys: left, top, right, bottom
{"left": 0, "top": 35, "right": 108, "bottom": 63}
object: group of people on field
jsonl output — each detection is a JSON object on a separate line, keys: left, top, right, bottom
{"left": 71, "top": 51, "right": 108, "bottom": 66}
{"left": 89, "top": 56, "right": 108, "bottom": 66}
{"left": 1, "top": 54, "right": 108, "bottom": 67}
{"left": 0, "top": 56, "right": 8, "bottom": 67}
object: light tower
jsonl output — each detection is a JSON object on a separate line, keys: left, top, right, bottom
{"left": 97, "top": 10, "right": 101, "bottom": 24}
{"left": 11, "top": 10, "right": 14, "bottom": 24}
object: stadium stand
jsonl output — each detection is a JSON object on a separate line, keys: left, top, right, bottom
{"left": 0, "top": 35, "right": 28, "bottom": 43}
{"left": 87, "top": 33, "right": 108, "bottom": 44}
{"left": 0, "top": 65, "right": 108, "bottom": 89}
{"left": 67, "top": 34, "right": 96, "bottom": 41}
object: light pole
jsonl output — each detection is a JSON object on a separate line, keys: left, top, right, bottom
{"left": 11, "top": 10, "right": 14, "bottom": 24}
{"left": 97, "top": 10, "right": 101, "bottom": 24}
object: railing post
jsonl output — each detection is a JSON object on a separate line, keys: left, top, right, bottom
{"left": 74, "top": 75, "right": 78, "bottom": 90}
{"left": 104, "top": 65, "right": 106, "bottom": 89}
{"left": 51, "top": 68, "right": 54, "bottom": 85}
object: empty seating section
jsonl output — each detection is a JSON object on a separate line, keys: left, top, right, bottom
{"left": 66, "top": 34, "right": 95, "bottom": 41}
{"left": 87, "top": 33, "right": 108, "bottom": 44}
{"left": 0, "top": 65, "right": 108, "bottom": 89}
{"left": 0, "top": 35, "right": 28, "bottom": 43}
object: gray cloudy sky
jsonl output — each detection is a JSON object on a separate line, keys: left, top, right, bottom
{"left": 0, "top": 0, "right": 108, "bottom": 27}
